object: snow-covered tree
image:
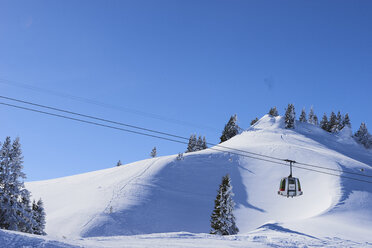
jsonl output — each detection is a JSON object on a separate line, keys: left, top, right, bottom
{"left": 308, "top": 106, "right": 318, "bottom": 125}
{"left": 343, "top": 113, "right": 351, "bottom": 128}
{"left": 32, "top": 199, "right": 46, "bottom": 235}
{"left": 186, "top": 134, "right": 197, "bottom": 153}
{"left": 150, "top": 147, "right": 157, "bottom": 158}
{"left": 354, "top": 123, "right": 372, "bottom": 149}
{"left": 320, "top": 113, "right": 329, "bottom": 131}
{"left": 250, "top": 118, "right": 259, "bottom": 126}
{"left": 210, "top": 174, "right": 239, "bottom": 235}
{"left": 116, "top": 160, "right": 122, "bottom": 167}
{"left": 284, "top": 104, "right": 295, "bottom": 129}
{"left": 0, "top": 137, "right": 33, "bottom": 232}
{"left": 268, "top": 107, "right": 278, "bottom": 117}
{"left": 176, "top": 153, "right": 184, "bottom": 161}
{"left": 329, "top": 112, "right": 337, "bottom": 132}
{"left": 220, "top": 115, "right": 239, "bottom": 143}
{"left": 202, "top": 136, "right": 207, "bottom": 150}
{"left": 196, "top": 136, "right": 203, "bottom": 151}
{"left": 336, "top": 111, "right": 344, "bottom": 131}
{"left": 299, "top": 108, "right": 307, "bottom": 123}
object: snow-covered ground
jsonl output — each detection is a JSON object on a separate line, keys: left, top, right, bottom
{"left": 22, "top": 115, "right": 372, "bottom": 247}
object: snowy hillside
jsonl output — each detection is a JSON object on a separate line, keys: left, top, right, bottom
{"left": 25, "top": 115, "right": 372, "bottom": 246}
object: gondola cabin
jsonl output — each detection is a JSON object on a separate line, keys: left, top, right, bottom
{"left": 278, "top": 176, "right": 303, "bottom": 197}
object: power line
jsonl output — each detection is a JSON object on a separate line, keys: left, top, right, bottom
{"left": 1, "top": 95, "right": 371, "bottom": 179}
{"left": 0, "top": 101, "right": 371, "bottom": 184}
{"left": 0, "top": 78, "right": 219, "bottom": 131}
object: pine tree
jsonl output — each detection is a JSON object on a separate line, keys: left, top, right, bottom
{"left": 308, "top": 106, "right": 316, "bottom": 125}
{"left": 176, "top": 153, "right": 184, "bottom": 161}
{"left": 284, "top": 104, "right": 295, "bottom": 129}
{"left": 220, "top": 115, "right": 239, "bottom": 143}
{"left": 343, "top": 113, "right": 351, "bottom": 128}
{"left": 202, "top": 136, "right": 208, "bottom": 150}
{"left": 186, "top": 134, "right": 197, "bottom": 153}
{"left": 329, "top": 112, "right": 337, "bottom": 132}
{"left": 354, "top": 123, "right": 372, "bottom": 149}
{"left": 196, "top": 136, "right": 203, "bottom": 151}
{"left": 150, "top": 147, "right": 157, "bottom": 158}
{"left": 299, "top": 108, "right": 307, "bottom": 123}
{"left": 32, "top": 199, "right": 46, "bottom": 235}
{"left": 116, "top": 160, "right": 122, "bottom": 167}
{"left": 313, "top": 115, "right": 319, "bottom": 126}
{"left": 250, "top": 118, "right": 259, "bottom": 126}
{"left": 268, "top": 107, "right": 278, "bottom": 117}
{"left": 336, "top": 111, "right": 344, "bottom": 131}
{"left": 0, "top": 137, "right": 32, "bottom": 232}
{"left": 210, "top": 174, "right": 239, "bottom": 235}
{"left": 320, "top": 113, "right": 329, "bottom": 131}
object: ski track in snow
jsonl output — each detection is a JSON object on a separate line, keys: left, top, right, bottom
{"left": 81, "top": 157, "right": 161, "bottom": 232}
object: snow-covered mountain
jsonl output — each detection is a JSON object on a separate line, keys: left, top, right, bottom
{"left": 25, "top": 115, "right": 372, "bottom": 247}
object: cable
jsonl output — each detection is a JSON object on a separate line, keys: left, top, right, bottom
{"left": 0, "top": 78, "right": 219, "bottom": 131}
{"left": 1, "top": 95, "right": 371, "bottom": 179}
{"left": 1, "top": 101, "right": 371, "bottom": 184}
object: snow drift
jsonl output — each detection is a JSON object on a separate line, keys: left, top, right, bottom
{"left": 26, "top": 115, "right": 372, "bottom": 242}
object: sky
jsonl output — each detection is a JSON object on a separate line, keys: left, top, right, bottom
{"left": 0, "top": 0, "right": 371, "bottom": 181}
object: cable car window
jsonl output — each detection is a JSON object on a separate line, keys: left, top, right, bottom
{"left": 297, "top": 179, "right": 301, "bottom": 191}
{"left": 280, "top": 179, "right": 286, "bottom": 191}
{"left": 288, "top": 178, "right": 295, "bottom": 184}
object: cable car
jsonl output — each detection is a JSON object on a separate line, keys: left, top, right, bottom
{"left": 278, "top": 160, "right": 303, "bottom": 198}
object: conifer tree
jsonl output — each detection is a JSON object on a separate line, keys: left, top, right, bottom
{"left": 284, "top": 104, "right": 295, "bottom": 129}
{"left": 308, "top": 106, "right": 316, "bottom": 125}
{"left": 186, "top": 134, "right": 197, "bottom": 153}
{"left": 0, "top": 137, "right": 33, "bottom": 232}
{"left": 116, "top": 160, "right": 122, "bottom": 167}
{"left": 354, "top": 123, "right": 372, "bottom": 149}
{"left": 176, "top": 153, "right": 184, "bottom": 161}
{"left": 210, "top": 174, "right": 239, "bottom": 235}
{"left": 336, "top": 111, "right": 344, "bottom": 130}
{"left": 250, "top": 118, "right": 259, "bottom": 126}
{"left": 299, "top": 108, "right": 307, "bottom": 123}
{"left": 202, "top": 136, "right": 208, "bottom": 150}
{"left": 196, "top": 136, "right": 203, "bottom": 151}
{"left": 320, "top": 113, "right": 329, "bottom": 131}
{"left": 313, "top": 115, "right": 319, "bottom": 126}
{"left": 268, "top": 107, "right": 279, "bottom": 117}
{"left": 220, "top": 115, "right": 239, "bottom": 143}
{"left": 150, "top": 147, "right": 157, "bottom": 158}
{"left": 343, "top": 113, "right": 351, "bottom": 128}
{"left": 329, "top": 112, "right": 337, "bottom": 132}
{"left": 32, "top": 199, "right": 46, "bottom": 235}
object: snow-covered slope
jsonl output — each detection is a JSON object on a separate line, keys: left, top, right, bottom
{"left": 26, "top": 115, "right": 372, "bottom": 243}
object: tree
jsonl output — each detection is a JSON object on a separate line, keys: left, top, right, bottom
{"left": 210, "top": 174, "right": 239, "bottom": 235}
{"left": 32, "top": 199, "right": 46, "bottom": 235}
{"left": 299, "top": 108, "right": 307, "bottom": 123}
{"left": 116, "top": 160, "right": 122, "bottom": 167}
{"left": 0, "top": 137, "right": 33, "bottom": 232}
{"left": 284, "top": 104, "right": 295, "bottom": 129}
{"left": 343, "top": 113, "right": 351, "bottom": 128}
{"left": 268, "top": 107, "right": 278, "bottom": 117}
{"left": 250, "top": 118, "right": 259, "bottom": 126}
{"left": 329, "top": 112, "right": 337, "bottom": 132}
{"left": 354, "top": 123, "right": 372, "bottom": 149}
{"left": 320, "top": 113, "right": 329, "bottom": 131}
{"left": 196, "top": 136, "right": 203, "bottom": 151}
{"left": 176, "top": 153, "right": 184, "bottom": 161}
{"left": 150, "top": 147, "right": 157, "bottom": 158}
{"left": 202, "top": 136, "right": 208, "bottom": 150}
{"left": 220, "top": 115, "right": 239, "bottom": 143}
{"left": 186, "top": 134, "right": 197, "bottom": 153}
{"left": 336, "top": 111, "right": 344, "bottom": 131}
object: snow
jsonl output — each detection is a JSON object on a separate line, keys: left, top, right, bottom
{"left": 21, "top": 115, "right": 372, "bottom": 247}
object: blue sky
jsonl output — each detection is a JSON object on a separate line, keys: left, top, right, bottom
{"left": 0, "top": 0, "right": 371, "bottom": 181}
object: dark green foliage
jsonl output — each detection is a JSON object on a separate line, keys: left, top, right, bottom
{"left": 299, "top": 108, "right": 307, "bottom": 123}
{"left": 284, "top": 104, "right": 295, "bottom": 129}
{"left": 329, "top": 112, "right": 337, "bottom": 132}
{"left": 210, "top": 174, "right": 239, "bottom": 235}
{"left": 250, "top": 118, "right": 259, "bottom": 126}
{"left": 354, "top": 123, "right": 372, "bottom": 149}
{"left": 343, "top": 113, "right": 351, "bottom": 128}
{"left": 268, "top": 107, "right": 278, "bottom": 117}
{"left": 32, "top": 199, "right": 46, "bottom": 235}
{"left": 220, "top": 115, "right": 239, "bottom": 143}
{"left": 320, "top": 113, "right": 329, "bottom": 131}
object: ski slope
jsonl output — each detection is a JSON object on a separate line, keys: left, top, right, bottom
{"left": 25, "top": 115, "right": 372, "bottom": 246}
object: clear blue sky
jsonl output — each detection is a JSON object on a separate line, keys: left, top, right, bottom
{"left": 0, "top": 0, "right": 371, "bottom": 181}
